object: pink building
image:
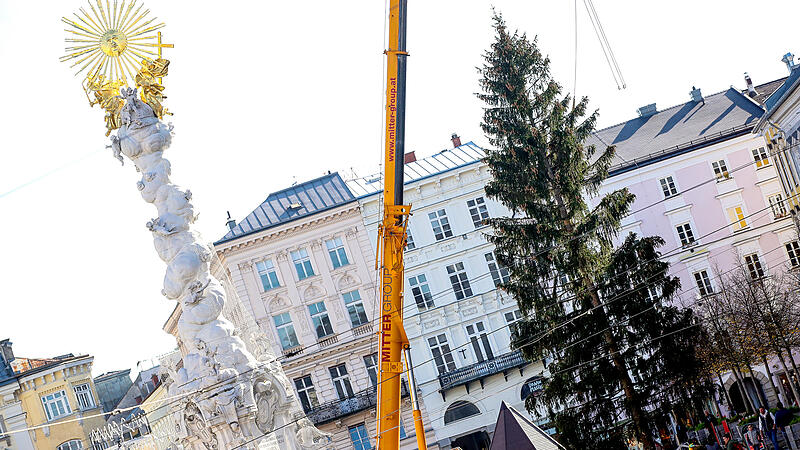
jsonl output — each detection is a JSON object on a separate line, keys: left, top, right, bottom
{"left": 589, "top": 79, "right": 799, "bottom": 413}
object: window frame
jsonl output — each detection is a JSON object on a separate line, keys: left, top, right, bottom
{"left": 466, "top": 196, "right": 490, "bottom": 228}
{"left": 42, "top": 389, "right": 72, "bottom": 421}
{"left": 255, "top": 259, "right": 280, "bottom": 291}
{"left": 753, "top": 146, "right": 770, "bottom": 168}
{"left": 329, "top": 363, "right": 354, "bottom": 400}
{"left": 659, "top": 176, "right": 678, "bottom": 198}
{"left": 405, "top": 227, "right": 416, "bottom": 250}
{"left": 342, "top": 290, "right": 369, "bottom": 327}
{"left": 744, "top": 253, "right": 766, "bottom": 280}
{"left": 293, "top": 375, "right": 319, "bottom": 413}
{"left": 446, "top": 262, "right": 473, "bottom": 300}
{"left": 769, "top": 193, "right": 788, "bottom": 220}
{"left": 675, "top": 222, "right": 696, "bottom": 247}
{"left": 485, "top": 252, "right": 510, "bottom": 287}
{"left": 73, "top": 383, "right": 95, "bottom": 410}
{"left": 57, "top": 440, "right": 83, "bottom": 450}
{"left": 290, "top": 248, "right": 315, "bottom": 280}
{"left": 428, "top": 333, "right": 457, "bottom": 375}
{"left": 787, "top": 241, "right": 800, "bottom": 269}
{"left": 693, "top": 270, "right": 714, "bottom": 297}
{"left": 726, "top": 205, "right": 748, "bottom": 232}
{"left": 428, "top": 209, "right": 454, "bottom": 241}
{"left": 325, "top": 237, "right": 349, "bottom": 269}
{"left": 348, "top": 423, "right": 372, "bottom": 450}
{"left": 308, "top": 301, "right": 334, "bottom": 339}
{"left": 711, "top": 159, "right": 730, "bottom": 180}
{"left": 273, "top": 312, "right": 300, "bottom": 350}
{"left": 408, "top": 274, "right": 434, "bottom": 311}
{"left": 363, "top": 353, "right": 379, "bottom": 387}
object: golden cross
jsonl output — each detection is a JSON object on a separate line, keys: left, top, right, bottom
{"left": 155, "top": 31, "right": 174, "bottom": 84}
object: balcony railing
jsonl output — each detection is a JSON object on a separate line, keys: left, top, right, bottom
{"left": 353, "top": 322, "right": 374, "bottom": 337}
{"left": 438, "top": 350, "right": 528, "bottom": 393}
{"left": 306, "top": 381, "right": 408, "bottom": 425}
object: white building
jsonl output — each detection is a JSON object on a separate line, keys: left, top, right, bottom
{"left": 213, "top": 173, "right": 437, "bottom": 449}
{"left": 347, "top": 140, "right": 547, "bottom": 449}
{"left": 0, "top": 340, "right": 35, "bottom": 450}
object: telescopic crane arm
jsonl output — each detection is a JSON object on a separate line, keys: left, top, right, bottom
{"left": 376, "top": 1, "right": 426, "bottom": 449}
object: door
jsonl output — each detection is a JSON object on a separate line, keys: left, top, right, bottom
{"left": 465, "top": 321, "right": 494, "bottom": 363}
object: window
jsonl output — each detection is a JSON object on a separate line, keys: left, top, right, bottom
{"left": 753, "top": 147, "right": 770, "bottom": 168}
{"left": 405, "top": 228, "right": 415, "bottom": 250}
{"left": 485, "top": 252, "right": 510, "bottom": 287}
{"left": 787, "top": 241, "right": 800, "bottom": 268}
{"left": 659, "top": 176, "right": 678, "bottom": 198}
{"left": 675, "top": 223, "right": 696, "bottom": 247}
{"left": 349, "top": 423, "right": 372, "bottom": 450}
{"left": 42, "top": 390, "right": 71, "bottom": 421}
{"left": 726, "top": 206, "right": 748, "bottom": 231}
{"left": 505, "top": 309, "right": 522, "bottom": 334}
{"left": 329, "top": 364, "right": 354, "bottom": 400}
{"left": 409, "top": 274, "right": 434, "bottom": 311}
{"left": 364, "top": 353, "right": 379, "bottom": 386}
{"left": 769, "top": 194, "right": 788, "bottom": 219}
{"left": 293, "top": 375, "right": 319, "bottom": 413}
{"left": 466, "top": 197, "right": 490, "bottom": 228}
{"left": 255, "top": 259, "right": 280, "bottom": 291}
{"left": 446, "top": 262, "right": 473, "bottom": 300}
{"left": 693, "top": 270, "right": 713, "bottom": 297}
{"left": 57, "top": 441, "right": 83, "bottom": 450}
{"left": 342, "top": 290, "right": 369, "bottom": 327}
{"left": 712, "top": 160, "right": 730, "bottom": 180}
{"left": 325, "top": 237, "right": 349, "bottom": 269}
{"left": 428, "top": 334, "right": 456, "bottom": 375}
{"left": 744, "top": 253, "right": 765, "bottom": 280}
{"left": 308, "top": 301, "right": 334, "bottom": 339}
{"left": 428, "top": 209, "right": 453, "bottom": 241}
{"left": 73, "top": 383, "right": 95, "bottom": 410}
{"left": 466, "top": 321, "right": 494, "bottom": 363}
{"left": 273, "top": 313, "right": 300, "bottom": 350}
{"left": 291, "top": 249, "right": 314, "bottom": 280}
{"left": 443, "top": 401, "right": 480, "bottom": 425}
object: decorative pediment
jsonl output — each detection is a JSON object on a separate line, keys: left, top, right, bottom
{"left": 304, "top": 283, "right": 325, "bottom": 300}
{"left": 336, "top": 272, "right": 361, "bottom": 291}
{"left": 268, "top": 296, "right": 290, "bottom": 311}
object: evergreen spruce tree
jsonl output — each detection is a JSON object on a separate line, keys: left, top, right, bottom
{"left": 478, "top": 14, "right": 711, "bottom": 449}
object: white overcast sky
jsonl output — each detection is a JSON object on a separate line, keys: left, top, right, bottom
{"left": 1, "top": 0, "right": 799, "bottom": 376}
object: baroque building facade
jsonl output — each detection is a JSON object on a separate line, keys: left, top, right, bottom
{"left": 347, "top": 142, "right": 546, "bottom": 450}
{"left": 0, "top": 340, "right": 35, "bottom": 450}
{"left": 214, "top": 173, "right": 437, "bottom": 449}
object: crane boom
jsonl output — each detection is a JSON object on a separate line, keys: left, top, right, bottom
{"left": 376, "top": 1, "right": 426, "bottom": 449}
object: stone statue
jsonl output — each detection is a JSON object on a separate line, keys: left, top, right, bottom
{"left": 103, "top": 84, "right": 329, "bottom": 449}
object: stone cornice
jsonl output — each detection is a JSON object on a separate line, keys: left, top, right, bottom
{"left": 216, "top": 204, "right": 362, "bottom": 257}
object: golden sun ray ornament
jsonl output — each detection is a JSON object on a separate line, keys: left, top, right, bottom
{"left": 61, "top": 0, "right": 173, "bottom": 135}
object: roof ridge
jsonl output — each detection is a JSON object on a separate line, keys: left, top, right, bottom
{"left": 261, "top": 171, "right": 343, "bottom": 201}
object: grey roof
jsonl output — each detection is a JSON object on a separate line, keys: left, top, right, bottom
{"left": 215, "top": 172, "right": 356, "bottom": 245}
{"left": 744, "top": 76, "right": 788, "bottom": 105}
{"left": 490, "top": 401, "right": 565, "bottom": 450}
{"left": 345, "top": 141, "right": 486, "bottom": 198}
{"left": 765, "top": 67, "right": 800, "bottom": 113}
{"left": 587, "top": 87, "right": 765, "bottom": 176}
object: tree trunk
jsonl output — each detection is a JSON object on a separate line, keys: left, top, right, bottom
{"left": 744, "top": 361, "right": 768, "bottom": 408}
{"left": 777, "top": 348, "right": 800, "bottom": 406}
{"left": 784, "top": 345, "right": 800, "bottom": 401}
{"left": 763, "top": 354, "right": 780, "bottom": 408}
{"left": 733, "top": 366, "right": 755, "bottom": 414}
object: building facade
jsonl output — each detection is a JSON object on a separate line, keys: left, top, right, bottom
{"left": 588, "top": 78, "right": 800, "bottom": 412}
{"left": 14, "top": 351, "right": 106, "bottom": 450}
{"left": 347, "top": 142, "right": 546, "bottom": 450}
{"left": 0, "top": 340, "right": 35, "bottom": 450}
{"left": 214, "top": 173, "right": 437, "bottom": 449}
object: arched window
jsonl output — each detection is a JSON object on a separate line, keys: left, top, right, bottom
{"left": 444, "top": 401, "right": 480, "bottom": 425}
{"left": 57, "top": 440, "right": 83, "bottom": 450}
{"left": 521, "top": 376, "right": 544, "bottom": 401}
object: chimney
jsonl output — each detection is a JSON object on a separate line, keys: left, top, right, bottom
{"left": 225, "top": 211, "right": 236, "bottom": 231}
{"left": 151, "top": 373, "right": 160, "bottom": 387}
{"left": 637, "top": 103, "right": 657, "bottom": 118}
{"left": 404, "top": 151, "right": 416, "bottom": 164}
{"left": 451, "top": 133, "right": 462, "bottom": 148}
{"left": 690, "top": 86, "right": 704, "bottom": 103}
{"left": 782, "top": 52, "right": 797, "bottom": 73}
{"left": 744, "top": 73, "right": 757, "bottom": 98}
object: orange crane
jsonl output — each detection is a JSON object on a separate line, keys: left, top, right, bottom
{"left": 375, "top": 0, "right": 427, "bottom": 449}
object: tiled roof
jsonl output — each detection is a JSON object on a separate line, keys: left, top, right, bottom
{"left": 215, "top": 172, "right": 356, "bottom": 245}
{"left": 345, "top": 141, "right": 486, "bottom": 198}
{"left": 587, "top": 87, "right": 766, "bottom": 176}
{"left": 744, "top": 76, "right": 788, "bottom": 105}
